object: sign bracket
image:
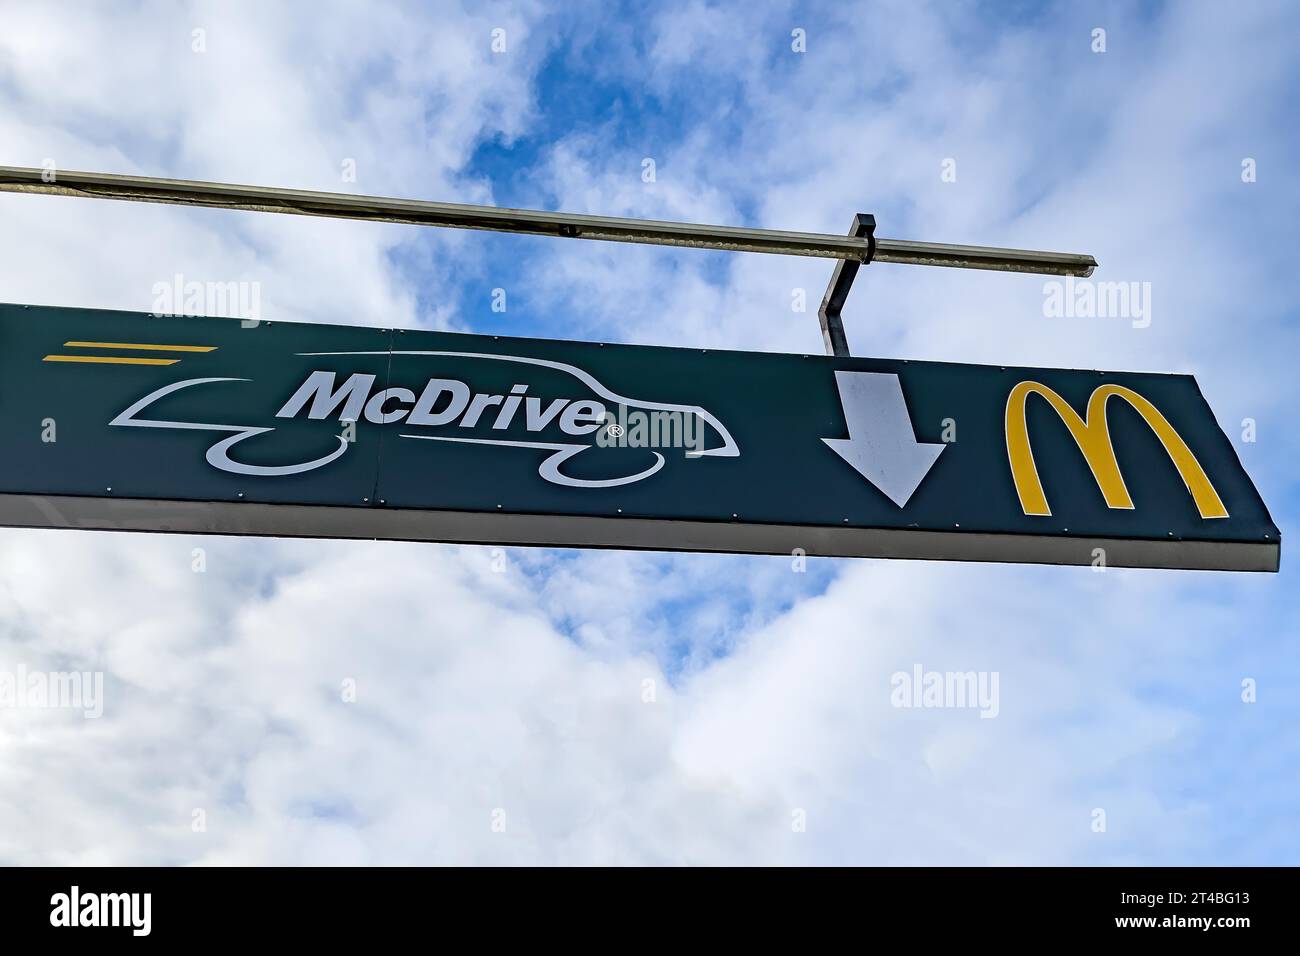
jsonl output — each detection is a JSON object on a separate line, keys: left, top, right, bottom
{"left": 818, "top": 213, "right": 876, "bottom": 357}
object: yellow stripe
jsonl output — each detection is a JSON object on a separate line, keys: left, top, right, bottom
{"left": 43, "top": 355, "right": 180, "bottom": 366}
{"left": 63, "top": 341, "right": 216, "bottom": 352}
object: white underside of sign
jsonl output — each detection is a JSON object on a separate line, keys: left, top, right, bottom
{"left": 0, "top": 493, "right": 1278, "bottom": 573}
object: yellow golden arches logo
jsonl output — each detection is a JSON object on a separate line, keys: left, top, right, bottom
{"left": 1005, "top": 381, "right": 1228, "bottom": 520}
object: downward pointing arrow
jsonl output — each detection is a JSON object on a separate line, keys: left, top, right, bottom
{"left": 822, "top": 370, "right": 946, "bottom": 507}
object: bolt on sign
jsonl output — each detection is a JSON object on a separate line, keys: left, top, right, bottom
{"left": 0, "top": 303, "right": 1279, "bottom": 571}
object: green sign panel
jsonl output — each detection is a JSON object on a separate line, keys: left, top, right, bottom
{"left": 0, "top": 303, "right": 1279, "bottom": 571}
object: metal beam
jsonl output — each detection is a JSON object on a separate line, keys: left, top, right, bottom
{"left": 0, "top": 166, "right": 1097, "bottom": 276}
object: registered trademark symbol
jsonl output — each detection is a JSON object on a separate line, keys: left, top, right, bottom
{"left": 606, "top": 423, "right": 625, "bottom": 438}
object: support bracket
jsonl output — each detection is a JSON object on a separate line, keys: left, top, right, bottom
{"left": 818, "top": 213, "right": 876, "bottom": 357}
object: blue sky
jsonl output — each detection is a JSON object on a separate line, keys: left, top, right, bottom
{"left": 0, "top": 0, "right": 1296, "bottom": 865}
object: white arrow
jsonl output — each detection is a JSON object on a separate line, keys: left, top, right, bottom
{"left": 822, "top": 370, "right": 946, "bottom": 507}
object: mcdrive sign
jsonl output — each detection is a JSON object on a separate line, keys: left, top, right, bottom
{"left": 0, "top": 303, "right": 1279, "bottom": 571}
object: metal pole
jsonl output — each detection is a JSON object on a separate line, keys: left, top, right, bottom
{"left": 0, "top": 166, "right": 1096, "bottom": 277}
